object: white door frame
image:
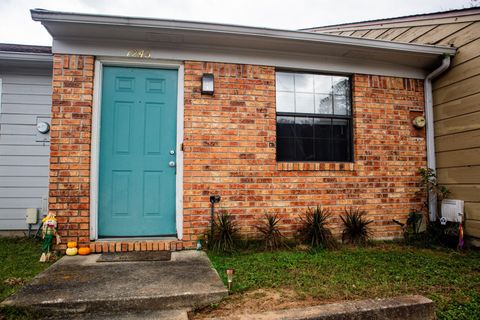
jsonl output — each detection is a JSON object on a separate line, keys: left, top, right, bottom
{"left": 90, "top": 57, "right": 184, "bottom": 240}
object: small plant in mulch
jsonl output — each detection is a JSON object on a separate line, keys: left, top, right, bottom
{"left": 341, "top": 207, "right": 373, "bottom": 246}
{"left": 256, "top": 213, "right": 285, "bottom": 251}
{"left": 209, "top": 211, "right": 239, "bottom": 253}
{"left": 298, "top": 206, "right": 337, "bottom": 249}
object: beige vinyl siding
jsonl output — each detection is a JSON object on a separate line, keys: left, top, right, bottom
{"left": 309, "top": 11, "right": 480, "bottom": 240}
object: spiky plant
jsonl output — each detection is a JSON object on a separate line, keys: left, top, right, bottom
{"left": 256, "top": 213, "right": 284, "bottom": 251}
{"left": 341, "top": 207, "right": 373, "bottom": 246}
{"left": 209, "top": 211, "right": 239, "bottom": 253}
{"left": 298, "top": 206, "right": 336, "bottom": 249}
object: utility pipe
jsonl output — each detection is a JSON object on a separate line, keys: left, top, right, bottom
{"left": 424, "top": 55, "right": 451, "bottom": 221}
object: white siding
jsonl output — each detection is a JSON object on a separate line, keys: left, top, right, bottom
{"left": 0, "top": 67, "right": 51, "bottom": 230}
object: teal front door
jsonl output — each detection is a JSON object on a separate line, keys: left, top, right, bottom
{"left": 98, "top": 66, "right": 178, "bottom": 237}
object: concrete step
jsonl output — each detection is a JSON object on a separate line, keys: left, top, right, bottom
{"left": 206, "top": 295, "right": 435, "bottom": 320}
{"left": 47, "top": 309, "right": 189, "bottom": 320}
{"left": 2, "top": 251, "right": 227, "bottom": 315}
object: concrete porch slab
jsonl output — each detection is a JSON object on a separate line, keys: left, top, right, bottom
{"left": 1, "top": 251, "right": 227, "bottom": 315}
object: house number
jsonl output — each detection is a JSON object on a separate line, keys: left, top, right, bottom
{"left": 127, "top": 49, "right": 151, "bottom": 58}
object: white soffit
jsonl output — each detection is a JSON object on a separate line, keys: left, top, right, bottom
{"left": 31, "top": 9, "right": 456, "bottom": 78}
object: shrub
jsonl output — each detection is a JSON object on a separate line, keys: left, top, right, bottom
{"left": 341, "top": 207, "right": 373, "bottom": 246}
{"left": 298, "top": 206, "right": 336, "bottom": 249}
{"left": 209, "top": 211, "right": 239, "bottom": 253}
{"left": 256, "top": 213, "right": 284, "bottom": 251}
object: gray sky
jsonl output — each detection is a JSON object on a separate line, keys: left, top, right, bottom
{"left": 0, "top": 0, "right": 476, "bottom": 46}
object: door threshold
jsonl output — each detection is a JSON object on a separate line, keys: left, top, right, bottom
{"left": 96, "top": 236, "right": 178, "bottom": 242}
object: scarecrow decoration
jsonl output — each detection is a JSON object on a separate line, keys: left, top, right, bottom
{"left": 39, "top": 212, "right": 61, "bottom": 262}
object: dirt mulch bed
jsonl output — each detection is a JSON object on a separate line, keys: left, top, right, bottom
{"left": 190, "top": 288, "right": 333, "bottom": 319}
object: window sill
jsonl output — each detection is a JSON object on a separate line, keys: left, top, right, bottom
{"left": 276, "top": 162, "right": 355, "bottom": 171}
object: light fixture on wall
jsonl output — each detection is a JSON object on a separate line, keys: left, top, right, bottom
{"left": 201, "top": 73, "right": 214, "bottom": 95}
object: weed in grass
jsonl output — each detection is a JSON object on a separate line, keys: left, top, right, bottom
{"left": 341, "top": 207, "right": 373, "bottom": 246}
{"left": 298, "top": 206, "right": 337, "bottom": 249}
{"left": 255, "top": 213, "right": 284, "bottom": 251}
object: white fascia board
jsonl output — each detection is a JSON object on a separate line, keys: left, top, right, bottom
{"left": 31, "top": 9, "right": 456, "bottom": 57}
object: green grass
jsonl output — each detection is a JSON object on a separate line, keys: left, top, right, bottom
{"left": 208, "top": 242, "right": 480, "bottom": 319}
{"left": 0, "top": 237, "right": 52, "bottom": 302}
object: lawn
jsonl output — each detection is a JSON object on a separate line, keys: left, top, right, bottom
{"left": 203, "top": 243, "right": 480, "bottom": 320}
{"left": 0, "top": 237, "right": 52, "bottom": 302}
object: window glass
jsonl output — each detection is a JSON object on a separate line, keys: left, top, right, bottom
{"left": 295, "top": 117, "right": 314, "bottom": 138}
{"left": 276, "top": 91, "right": 295, "bottom": 113}
{"left": 276, "top": 71, "right": 352, "bottom": 162}
{"left": 334, "top": 95, "right": 349, "bottom": 115}
{"left": 277, "top": 138, "right": 296, "bottom": 161}
{"left": 314, "top": 75, "right": 332, "bottom": 94}
{"left": 277, "top": 116, "right": 295, "bottom": 137}
{"left": 295, "top": 93, "right": 315, "bottom": 114}
{"left": 295, "top": 74, "right": 314, "bottom": 93}
{"left": 315, "top": 94, "right": 333, "bottom": 114}
{"left": 314, "top": 118, "right": 331, "bottom": 139}
{"left": 296, "top": 138, "right": 315, "bottom": 161}
{"left": 314, "top": 139, "right": 331, "bottom": 161}
{"left": 277, "top": 73, "right": 294, "bottom": 92}
{"left": 332, "top": 76, "right": 349, "bottom": 95}
{"left": 332, "top": 119, "right": 349, "bottom": 139}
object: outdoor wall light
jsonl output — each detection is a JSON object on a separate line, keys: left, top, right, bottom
{"left": 201, "top": 73, "right": 214, "bottom": 95}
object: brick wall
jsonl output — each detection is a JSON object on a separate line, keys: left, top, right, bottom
{"left": 50, "top": 54, "right": 94, "bottom": 251}
{"left": 183, "top": 61, "right": 426, "bottom": 244}
{"left": 50, "top": 56, "right": 426, "bottom": 252}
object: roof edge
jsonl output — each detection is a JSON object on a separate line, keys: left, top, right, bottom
{"left": 0, "top": 51, "right": 52, "bottom": 63}
{"left": 30, "top": 9, "right": 456, "bottom": 56}
{"left": 302, "top": 7, "right": 480, "bottom": 31}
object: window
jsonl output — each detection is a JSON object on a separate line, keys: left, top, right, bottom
{"left": 276, "top": 72, "right": 352, "bottom": 162}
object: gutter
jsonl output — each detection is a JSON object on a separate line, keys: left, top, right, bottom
{"left": 425, "top": 56, "right": 451, "bottom": 221}
{"left": 0, "top": 51, "right": 52, "bottom": 62}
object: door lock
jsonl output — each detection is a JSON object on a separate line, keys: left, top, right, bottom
{"left": 168, "top": 161, "right": 176, "bottom": 167}
{"left": 170, "top": 150, "right": 175, "bottom": 155}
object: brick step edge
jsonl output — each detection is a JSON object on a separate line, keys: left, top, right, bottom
{"left": 89, "top": 240, "right": 187, "bottom": 253}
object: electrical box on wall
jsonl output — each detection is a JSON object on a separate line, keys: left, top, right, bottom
{"left": 441, "top": 199, "right": 464, "bottom": 223}
{"left": 25, "top": 208, "right": 38, "bottom": 225}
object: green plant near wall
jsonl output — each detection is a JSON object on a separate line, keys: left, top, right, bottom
{"left": 208, "top": 211, "right": 239, "bottom": 253}
{"left": 255, "top": 213, "right": 285, "bottom": 251}
{"left": 401, "top": 168, "right": 460, "bottom": 248}
{"left": 418, "top": 167, "right": 450, "bottom": 218}
{"left": 298, "top": 206, "right": 337, "bottom": 249}
{"left": 341, "top": 207, "right": 373, "bottom": 246}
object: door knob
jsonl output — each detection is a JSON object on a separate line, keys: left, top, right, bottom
{"left": 168, "top": 161, "right": 176, "bottom": 167}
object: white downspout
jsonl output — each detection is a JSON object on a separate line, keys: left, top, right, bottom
{"left": 424, "top": 56, "right": 451, "bottom": 221}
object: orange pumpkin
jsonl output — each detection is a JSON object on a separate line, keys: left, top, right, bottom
{"left": 67, "top": 242, "right": 77, "bottom": 248}
{"left": 78, "top": 247, "right": 91, "bottom": 255}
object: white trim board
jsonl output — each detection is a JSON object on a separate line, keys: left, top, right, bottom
{"left": 89, "top": 57, "right": 184, "bottom": 240}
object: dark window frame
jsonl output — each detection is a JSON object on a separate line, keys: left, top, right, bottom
{"left": 275, "top": 71, "right": 354, "bottom": 163}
